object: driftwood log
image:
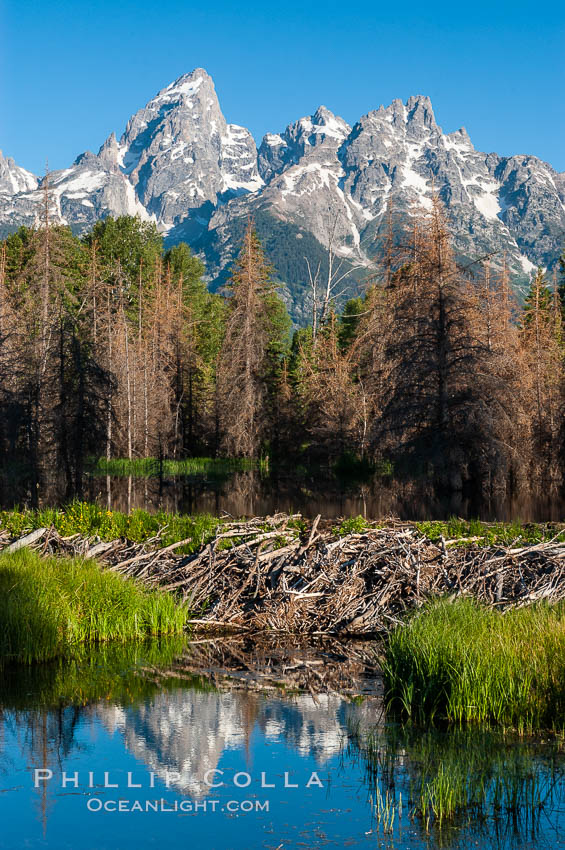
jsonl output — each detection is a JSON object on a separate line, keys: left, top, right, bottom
{"left": 2, "top": 514, "right": 565, "bottom": 634}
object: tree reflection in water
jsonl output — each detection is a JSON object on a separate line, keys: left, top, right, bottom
{"left": 3, "top": 463, "right": 565, "bottom": 522}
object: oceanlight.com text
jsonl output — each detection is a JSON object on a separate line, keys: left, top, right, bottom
{"left": 86, "top": 798, "right": 270, "bottom": 814}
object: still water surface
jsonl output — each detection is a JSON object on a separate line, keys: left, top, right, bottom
{"left": 83, "top": 470, "right": 565, "bottom": 522}
{"left": 1, "top": 641, "right": 564, "bottom": 849}
{"left": 3, "top": 465, "right": 565, "bottom": 521}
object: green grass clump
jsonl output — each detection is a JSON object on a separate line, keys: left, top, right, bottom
{"left": 0, "top": 502, "right": 220, "bottom": 553}
{"left": 416, "top": 517, "right": 564, "bottom": 547}
{"left": 332, "top": 515, "right": 370, "bottom": 536}
{"left": 91, "top": 456, "right": 266, "bottom": 478}
{"left": 0, "top": 549, "right": 189, "bottom": 665}
{"left": 384, "top": 597, "right": 565, "bottom": 729}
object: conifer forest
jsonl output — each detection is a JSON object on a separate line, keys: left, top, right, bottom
{"left": 1, "top": 180, "right": 564, "bottom": 508}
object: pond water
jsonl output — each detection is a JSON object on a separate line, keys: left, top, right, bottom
{"left": 2, "top": 464, "right": 565, "bottom": 521}
{"left": 85, "top": 471, "right": 565, "bottom": 522}
{"left": 1, "top": 640, "right": 564, "bottom": 850}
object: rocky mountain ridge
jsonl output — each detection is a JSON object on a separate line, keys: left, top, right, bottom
{"left": 2, "top": 68, "right": 564, "bottom": 321}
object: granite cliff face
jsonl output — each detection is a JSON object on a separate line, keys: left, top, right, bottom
{"left": 2, "top": 69, "right": 564, "bottom": 318}
{"left": 0, "top": 150, "right": 39, "bottom": 231}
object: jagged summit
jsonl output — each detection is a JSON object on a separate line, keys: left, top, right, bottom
{"left": 0, "top": 149, "right": 38, "bottom": 195}
{"left": 405, "top": 94, "right": 436, "bottom": 127}
{"left": 1, "top": 71, "right": 563, "bottom": 319}
{"left": 257, "top": 105, "right": 351, "bottom": 183}
{"left": 97, "top": 132, "right": 121, "bottom": 167}
{"left": 129, "top": 68, "right": 215, "bottom": 117}
{"left": 311, "top": 105, "right": 350, "bottom": 131}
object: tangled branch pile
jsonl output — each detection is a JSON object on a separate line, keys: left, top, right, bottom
{"left": 3, "top": 514, "right": 565, "bottom": 635}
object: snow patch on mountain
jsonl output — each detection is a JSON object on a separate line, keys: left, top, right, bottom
{"left": 519, "top": 254, "right": 537, "bottom": 274}
{"left": 473, "top": 188, "right": 502, "bottom": 221}
{"left": 0, "top": 152, "right": 38, "bottom": 195}
{"left": 264, "top": 134, "right": 285, "bottom": 147}
{"left": 153, "top": 74, "right": 204, "bottom": 106}
{"left": 52, "top": 170, "right": 106, "bottom": 194}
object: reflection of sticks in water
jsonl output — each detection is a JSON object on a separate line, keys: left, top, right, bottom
{"left": 4, "top": 515, "right": 565, "bottom": 635}
{"left": 145, "top": 634, "right": 384, "bottom": 698}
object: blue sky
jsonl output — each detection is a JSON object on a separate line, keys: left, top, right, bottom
{"left": 1, "top": 0, "right": 564, "bottom": 175}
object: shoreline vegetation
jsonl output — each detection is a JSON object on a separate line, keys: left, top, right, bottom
{"left": 3, "top": 506, "right": 565, "bottom": 732}
{"left": 90, "top": 455, "right": 268, "bottom": 478}
{"left": 0, "top": 548, "right": 188, "bottom": 665}
{"left": 2, "top": 501, "right": 564, "bottom": 550}
{"left": 0, "top": 502, "right": 220, "bottom": 551}
{"left": 385, "top": 598, "right": 565, "bottom": 730}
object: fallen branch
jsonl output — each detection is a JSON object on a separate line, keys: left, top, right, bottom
{"left": 5, "top": 527, "right": 47, "bottom": 553}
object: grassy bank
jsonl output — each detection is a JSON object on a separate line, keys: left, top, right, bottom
{"left": 2, "top": 504, "right": 563, "bottom": 551}
{"left": 384, "top": 598, "right": 565, "bottom": 729}
{"left": 0, "top": 549, "right": 189, "bottom": 665}
{"left": 333, "top": 515, "right": 565, "bottom": 545}
{"left": 90, "top": 456, "right": 267, "bottom": 477}
{"left": 415, "top": 517, "right": 565, "bottom": 546}
{"left": 0, "top": 502, "right": 220, "bottom": 552}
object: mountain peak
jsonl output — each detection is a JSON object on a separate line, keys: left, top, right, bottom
{"left": 312, "top": 105, "right": 350, "bottom": 136}
{"left": 97, "top": 132, "right": 121, "bottom": 167}
{"left": 168, "top": 67, "right": 212, "bottom": 87}
{"left": 444, "top": 127, "right": 474, "bottom": 153}
{"left": 312, "top": 105, "right": 335, "bottom": 122}
{"left": 0, "top": 150, "right": 38, "bottom": 194}
{"left": 290, "top": 106, "right": 350, "bottom": 145}
{"left": 405, "top": 95, "right": 437, "bottom": 129}
{"left": 150, "top": 68, "right": 214, "bottom": 107}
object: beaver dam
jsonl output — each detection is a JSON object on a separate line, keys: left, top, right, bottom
{"left": 4, "top": 513, "right": 565, "bottom": 635}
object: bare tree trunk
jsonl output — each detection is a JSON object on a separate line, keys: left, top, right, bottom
{"left": 122, "top": 299, "right": 133, "bottom": 461}
{"left": 106, "top": 288, "right": 113, "bottom": 462}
